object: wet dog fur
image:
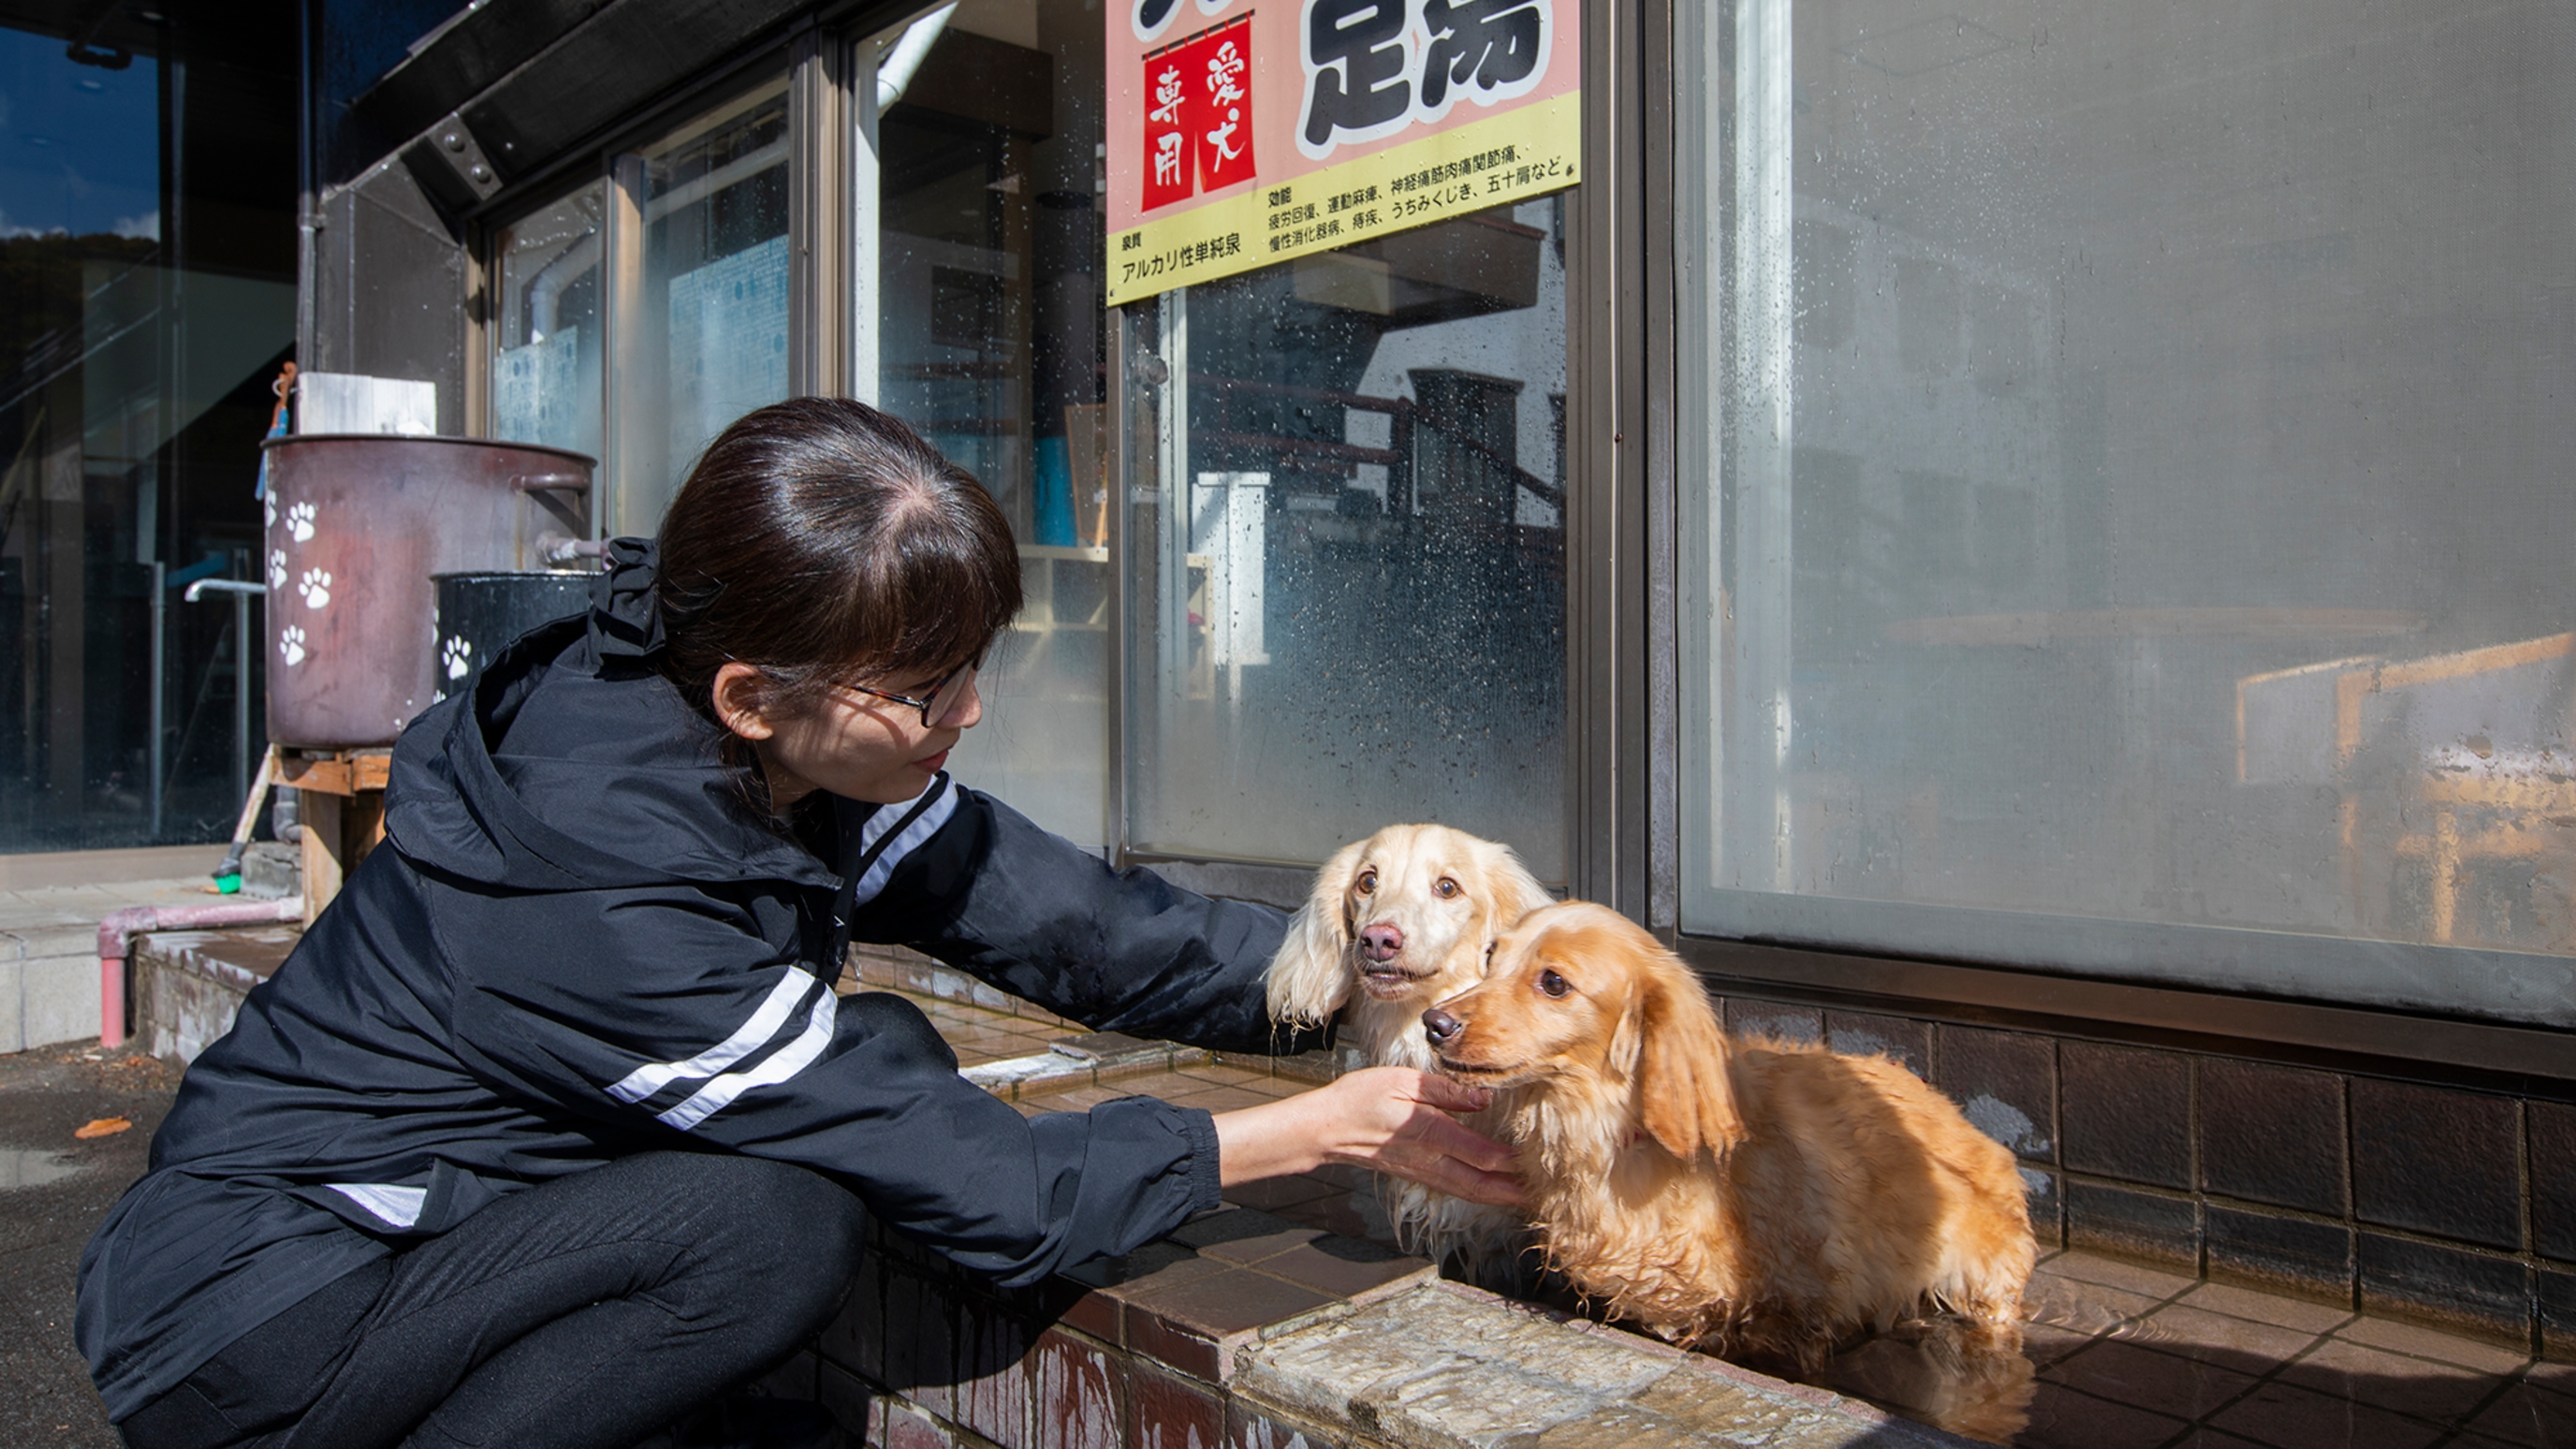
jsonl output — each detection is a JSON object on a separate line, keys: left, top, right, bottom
{"left": 1266, "top": 823, "right": 1549, "bottom": 1279}
{"left": 1426, "top": 900, "right": 2035, "bottom": 1440}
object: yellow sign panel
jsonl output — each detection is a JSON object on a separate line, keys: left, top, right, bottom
{"left": 1106, "top": 92, "right": 1579, "bottom": 308}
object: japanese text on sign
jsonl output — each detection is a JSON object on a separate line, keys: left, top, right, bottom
{"left": 1107, "top": 0, "right": 1579, "bottom": 305}
{"left": 1297, "top": 0, "right": 1552, "bottom": 157}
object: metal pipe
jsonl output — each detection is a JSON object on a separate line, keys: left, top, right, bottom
{"left": 524, "top": 232, "right": 599, "bottom": 342}
{"left": 295, "top": 0, "right": 318, "bottom": 372}
{"left": 98, "top": 898, "right": 302, "bottom": 1049}
{"left": 185, "top": 578, "right": 269, "bottom": 809}
{"left": 539, "top": 535, "right": 610, "bottom": 566}
{"left": 149, "top": 560, "right": 166, "bottom": 841}
{"left": 876, "top": 3, "right": 957, "bottom": 115}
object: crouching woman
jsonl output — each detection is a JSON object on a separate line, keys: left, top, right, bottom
{"left": 79, "top": 398, "right": 1518, "bottom": 1449}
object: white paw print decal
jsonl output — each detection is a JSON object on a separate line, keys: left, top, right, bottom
{"left": 298, "top": 568, "right": 332, "bottom": 609}
{"left": 264, "top": 493, "right": 276, "bottom": 530}
{"left": 278, "top": 625, "right": 308, "bottom": 667}
{"left": 267, "top": 549, "right": 287, "bottom": 592}
{"left": 442, "top": 637, "right": 473, "bottom": 681}
{"left": 286, "top": 500, "right": 316, "bottom": 543}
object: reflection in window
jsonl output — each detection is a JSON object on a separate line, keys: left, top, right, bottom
{"left": 608, "top": 80, "right": 790, "bottom": 536}
{"left": 0, "top": 23, "right": 295, "bottom": 852}
{"left": 1678, "top": 0, "right": 2576, "bottom": 1023}
{"left": 872, "top": 12, "right": 1111, "bottom": 846}
{"left": 1125, "top": 200, "right": 1568, "bottom": 878}
{"left": 492, "top": 184, "right": 604, "bottom": 459}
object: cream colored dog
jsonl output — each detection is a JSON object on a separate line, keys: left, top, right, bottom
{"left": 1266, "top": 824, "right": 1549, "bottom": 1277}
{"left": 1424, "top": 901, "right": 2034, "bottom": 1438}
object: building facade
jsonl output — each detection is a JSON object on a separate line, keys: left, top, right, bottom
{"left": 138, "top": 0, "right": 2576, "bottom": 1352}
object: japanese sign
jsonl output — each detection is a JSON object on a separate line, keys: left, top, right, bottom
{"left": 1106, "top": 0, "right": 1581, "bottom": 306}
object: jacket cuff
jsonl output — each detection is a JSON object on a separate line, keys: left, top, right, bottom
{"left": 1177, "top": 1105, "right": 1224, "bottom": 1215}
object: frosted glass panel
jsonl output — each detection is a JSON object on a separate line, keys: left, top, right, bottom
{"left": 492, "top": 185, "right": 603, "bottom": 459}
{"left": 1124, "top": 198, "right": 1569, "bottom": 879}
{"left": 666, "top": 234, "right": 789, "bottom": 468}
{"left": 607, "top": 79, "right": 790, "bottom": 537}
{"left": 1676, "top": 0, "right": 2576, "bottom": 1025}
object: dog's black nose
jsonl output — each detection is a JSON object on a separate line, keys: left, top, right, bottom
{"left": 1421, "top": 1007, "right": 1462, "bottom": 1045}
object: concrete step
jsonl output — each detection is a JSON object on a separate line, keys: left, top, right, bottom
{"left": 0, "top": 877, "right": 293, "bottom": 1055}
{"left": 134, "top": 927, "right": 300, "bottom": 1066}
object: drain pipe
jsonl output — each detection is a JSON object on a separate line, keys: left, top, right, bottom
{"left": 99, "top": 899, "right": 303, "bottom": 1049}
{"left": 876, "top": 3, "right": 956, "bottom": 114}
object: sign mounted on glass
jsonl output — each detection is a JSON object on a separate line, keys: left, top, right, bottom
{"left": 1105, "top": 0, "right": 1582, "bottom": 306}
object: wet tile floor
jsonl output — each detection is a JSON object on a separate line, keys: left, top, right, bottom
{"left": 891, "top": 982, "right": 2573, "bottom": 1448}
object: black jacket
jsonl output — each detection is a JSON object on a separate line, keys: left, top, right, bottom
{"left": 78, "top": 554, "right": 1308, "bottom": 1422}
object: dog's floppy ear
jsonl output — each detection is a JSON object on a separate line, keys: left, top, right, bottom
{"left": 1266, "top": 839, "right": 1366, "bottom": 1026}
{"left": 1475, "top": 839, "right": 1553, "bottom": 940}
{"left": 1629, "top": 952, "right": 1744, "bottom": 1161}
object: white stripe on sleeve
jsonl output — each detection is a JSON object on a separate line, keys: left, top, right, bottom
{"left": 606, "top": 970, "right": 815, "bottom": 1105}
{"left": 327, "top": 1182, "right": 428, "bottom": 1230}
{"left": 656, "top": 985, "right": 840, "bottom": 1132}
{"left": 848, "top": 775, "right": 959, "bottom": 912}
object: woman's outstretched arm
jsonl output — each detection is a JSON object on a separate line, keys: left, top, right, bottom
{"left": 1211, "top": 1066, "right": 1524, "bottom": 1208}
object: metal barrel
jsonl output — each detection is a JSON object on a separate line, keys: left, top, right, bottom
{"left": 261, "top": 434, "right": 595, "bottom": 748}
{"left": 432, "top": 571, "right": 598, "bottom": 706}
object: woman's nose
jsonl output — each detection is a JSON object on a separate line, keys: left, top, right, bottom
{"left": 941, "top": 676, "right": 984, "bottom": 730}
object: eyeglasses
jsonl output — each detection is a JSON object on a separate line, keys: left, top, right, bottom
{"left": 840, "top": 655, "right": 981, "bottom": 728}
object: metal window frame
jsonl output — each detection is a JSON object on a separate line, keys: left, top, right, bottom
{"left": 461, "top": 1, "right": 975, "bottom": 492}
{"left": 1634, "top": 0, "right": 2576, "bottom": 1082}
{"left": 1564, "top": 0, "right": 1675, "bottom": 926}
{"left": 789, "top": 19, "right": 851, "bottom": 400}
{"left": 467, "top": 42, "right": 802, "bottom": 530}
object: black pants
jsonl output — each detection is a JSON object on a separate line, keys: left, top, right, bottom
{"left": 120, "top": 1151, "right": 866, "bottom": 1449}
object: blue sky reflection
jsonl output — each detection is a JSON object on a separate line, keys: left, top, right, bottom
{"left": 0, "top": 25, "right": 159, "bottom": 241}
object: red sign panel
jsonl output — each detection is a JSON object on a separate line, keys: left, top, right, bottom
{"left": 1141, "top": 15, "right": 1256, "bottom": 214}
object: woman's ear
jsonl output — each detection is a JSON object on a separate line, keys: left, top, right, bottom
{"left": 1267, "top": 838, "right": 1366, "bottom": 1027}
{"left": 710, "top": 662, "right": 777, "bottom": 741}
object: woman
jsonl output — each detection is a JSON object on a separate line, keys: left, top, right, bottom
{"left": 79, "top": 399, "right": 1518, "bottom": 1448}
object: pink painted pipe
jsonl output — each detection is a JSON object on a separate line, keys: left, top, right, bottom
{"left": 99, "top": 899, "right": 304, "bottom": 1048}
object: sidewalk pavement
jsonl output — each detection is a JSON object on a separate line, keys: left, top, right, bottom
{"left": 0, "top": 1040, "right": 176, "bottom": 1446}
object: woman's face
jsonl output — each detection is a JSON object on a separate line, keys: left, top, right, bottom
{"left": 718, "top": 659, "right": 983, "bottom": 808}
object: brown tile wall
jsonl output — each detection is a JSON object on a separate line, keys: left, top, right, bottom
{"left": 847, "top": 937, "right": 2571, "bottom": 1361}
{"left": 1718, "top": 989, "right": 2576, "bottom": 1357}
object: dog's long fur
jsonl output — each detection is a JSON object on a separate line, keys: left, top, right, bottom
{"left": 1266, "top": 824, "right": 1549, "bottom": 1275}
{"left": 1430, "top": 901, "right": 2035, "bottom": 1403}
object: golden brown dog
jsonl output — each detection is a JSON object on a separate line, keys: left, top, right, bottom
{"left": 1424, "top": 900, "right": 2034, "bottom": 1435}
{"left": 1266, "top": 824, "right": 1548, "bottom": 1276}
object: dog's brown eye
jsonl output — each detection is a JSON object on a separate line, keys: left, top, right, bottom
{"left": 1538, "top": 969, "right": 1571, "bottom": 999}
{"left": 1355, "top": 870, "right": 1377, "bottom": 895}
{"left": 1435, "top": 877, "right": 1460, "bottom": 899}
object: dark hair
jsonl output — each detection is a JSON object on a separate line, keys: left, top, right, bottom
{"left": 654, "top": 397, "right": 1021, "bottom": 733}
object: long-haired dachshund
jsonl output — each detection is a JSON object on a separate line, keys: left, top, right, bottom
{"left": 1266, "top": 823, "right": 1549, "bottom": 1278}
{"left": 1424, "top": 901, "right": 2035, "bottom": 1438}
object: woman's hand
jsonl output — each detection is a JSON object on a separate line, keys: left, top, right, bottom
{"left": 1209, "top": 1066, "right": 1523, "bottom": 1208}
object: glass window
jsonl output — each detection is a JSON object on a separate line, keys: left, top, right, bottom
{"left": 491, "top": 184, "right": 605, "bottom": 460}
{"left": 866, "top": 7, "right": 1113, "bottom": 848}
{"left": 607, "top": 77, "right": 791, "bottom": 537}
{"left": 0, "top": 23, "right": 295, "bottom": 853}
{"left": 1677, "top": 2, "right": 2576, "bottom": 1025}
{"left": 1123, "top": 199, "right": 1570, "bottom": 879}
